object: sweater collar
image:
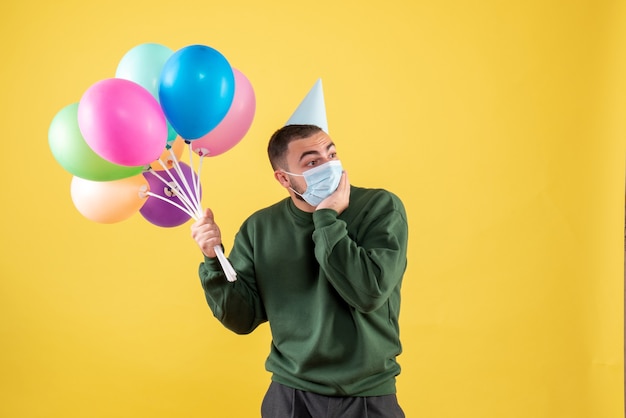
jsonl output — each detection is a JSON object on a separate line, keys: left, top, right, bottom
{"left": 286, "top": 198, "right": 314, "bottom": 223}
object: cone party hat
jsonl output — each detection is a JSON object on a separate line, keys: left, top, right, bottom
{"left": 285, "top": 78, "right": 328, "bottom": 133}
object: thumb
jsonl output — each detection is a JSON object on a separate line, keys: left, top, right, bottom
{"left": 203, "top": 207, "right": 214, "bottom": 222}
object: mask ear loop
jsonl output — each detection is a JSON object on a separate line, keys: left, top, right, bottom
{"left": 289, "top": 187, "right": 306, "bottom": 199}
{"left": 281, "top": 170, "right": 303, "bottom": 177}
{"left": 280, "top": 171, "right": 309, "bottom": 203}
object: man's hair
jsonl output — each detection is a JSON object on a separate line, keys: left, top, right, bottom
{"left": 267, "top": 124, "right": 323, "bottom": 170}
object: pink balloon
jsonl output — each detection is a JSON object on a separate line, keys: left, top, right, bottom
{"left": 78, "top": 78, "right": 168, "bottom": 166}
{"left": 190, "top": 68, "right": 255, "bottom": 157}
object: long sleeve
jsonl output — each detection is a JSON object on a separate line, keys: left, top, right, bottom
{"left": 311, "top": 189, "right": 408, "bottom": 313}
{"left": 198, "top": 236, "right": 267, "bottom": 334}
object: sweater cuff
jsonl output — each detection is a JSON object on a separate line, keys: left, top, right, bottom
{"left": 202, "top": 254, "right": 222, "bottom": 270}
{"left": 312, "top": 208, "right": 338, "bottom": 227}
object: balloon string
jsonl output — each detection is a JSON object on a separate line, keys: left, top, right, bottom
{"left": 157, "top": 159, "right": 202, "bottom": 218}
{"left": 196, "top": 154, "right": 204, "bottom": 208}
{"left": 151, "top": 145, "right": 237, "bottom": 283}
{"left": 167, "top": 151, "right": 202, "bottom": 218}
{"left": 144, "top": 191, "right": 198, "bottom": 220}
{"left": 186, "top": 144, "right": 202, "bottom": 213}
{"left": 215, "top": 246, "right": 237, "bottom": 282}
{"left": 149, "top": 167, "right": 197, "bottom": 217}
{"left": 187, "top": 146, "right": 235, "bottom": 282}
{"left": 170, "top": 152, "right": 198, "bottom": 208}
{"left": 150, "top": 166, "right": 199, "bottom": 218}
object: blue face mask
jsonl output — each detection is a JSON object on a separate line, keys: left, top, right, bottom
{"left": 284, "top": 160, "right": 343, "bottom": 206}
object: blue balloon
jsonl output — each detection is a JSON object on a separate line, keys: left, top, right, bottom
{"left": 159, "top": 45, "right": 235, "bottom": 140}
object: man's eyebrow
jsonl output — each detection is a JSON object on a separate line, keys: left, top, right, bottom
{"left": 298, "top": 142, "right": 336, "bottom": 162}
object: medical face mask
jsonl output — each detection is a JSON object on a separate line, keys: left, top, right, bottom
{"left": 283, "top": 160, "right": 343, "bottom": 206}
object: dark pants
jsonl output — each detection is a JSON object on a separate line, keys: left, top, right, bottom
{"left": 261, "top": 382, "right": 406, "bottom": 418}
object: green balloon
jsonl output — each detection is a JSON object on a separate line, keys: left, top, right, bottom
{"left": 48, "top": 103, "right": 144, "bottom": 181}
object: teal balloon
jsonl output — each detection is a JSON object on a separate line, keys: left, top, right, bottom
{"left": 48, "top": 103, "right": 144, "bottom": 181}
{"left": 116, "top": 43, "right": 178, "bottom": 144}
{"left": 167, "top": 121, "right": 178, "bottom": 142}
{"left": 115, "top": 43, "right": 173, "bottom": 99}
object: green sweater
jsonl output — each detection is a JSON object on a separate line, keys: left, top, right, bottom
{"left": 198, "top": 186, "right": 409, "bottom": 396}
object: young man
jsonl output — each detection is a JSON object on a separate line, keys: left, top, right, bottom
{"left": 191, "top": 124, "right": 408, "bottom": 417}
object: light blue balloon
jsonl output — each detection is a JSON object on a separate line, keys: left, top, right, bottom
{"left": 167, "top": 121, "right": 178, "bottom": 142}
{"left": 117, "top": 43, "right": 178, "bottom": 139}
{"left": 158, "top": 45, "right": 235, "bottom": 140}
{"left": 116, "top": 43, "right": 174, "bottom": 99}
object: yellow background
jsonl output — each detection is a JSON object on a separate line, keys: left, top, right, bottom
{"left": 1, "top": 0, "right": 625, "bottom": 417}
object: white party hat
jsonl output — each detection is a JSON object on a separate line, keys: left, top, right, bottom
{"left": 285, "top": 78, "right": 328, "bottom": 133}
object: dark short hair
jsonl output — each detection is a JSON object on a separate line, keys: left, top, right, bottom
{"left": 267, "top": 124, "right": 323, "bottom": 170}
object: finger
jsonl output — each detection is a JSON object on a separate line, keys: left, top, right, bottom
{"left": 203, "top": 207, "right": 214, "bottom": 222}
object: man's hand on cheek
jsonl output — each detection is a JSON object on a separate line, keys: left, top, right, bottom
{"left": 316, "top": 171, "right": 350, "bottom": 215}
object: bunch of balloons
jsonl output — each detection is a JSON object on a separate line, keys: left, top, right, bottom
{"left": 49, "top": 43, "right": 255, "bottom": 282}
{"left": 49, "top": 42, "right": 255, "bottom": 224}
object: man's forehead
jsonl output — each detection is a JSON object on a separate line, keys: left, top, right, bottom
{"left": 287, "top": 133, "right": 335, "bottom": 153}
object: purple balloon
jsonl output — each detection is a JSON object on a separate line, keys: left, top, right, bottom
{"left": 141, "top": 162, "right": 201, "bottom": 227}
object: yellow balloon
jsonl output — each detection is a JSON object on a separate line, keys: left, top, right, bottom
{"left": 150, "top": 137, "right": 185, "bottom": 171}
{"left": 70, "top": 174, "right": 149, "bottom": 224}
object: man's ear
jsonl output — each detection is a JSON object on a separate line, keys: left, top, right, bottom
{"left": 274, "top": 170, "right": 291, "bottom": 188}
